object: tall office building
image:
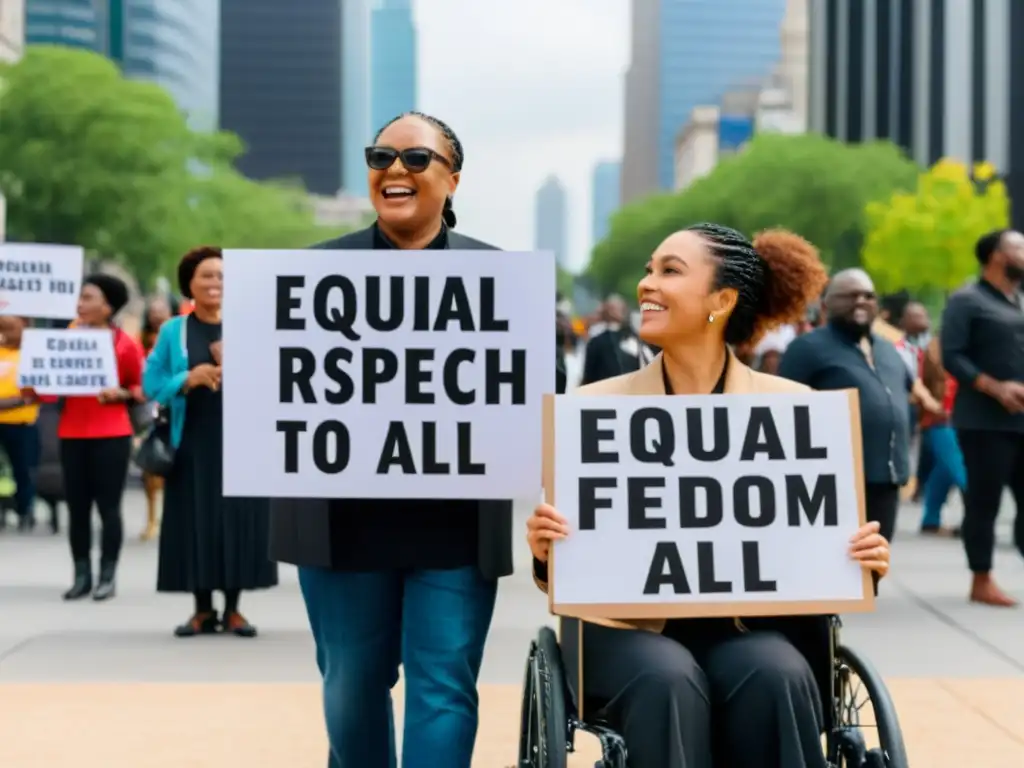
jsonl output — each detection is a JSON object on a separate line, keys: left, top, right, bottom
{"left": 535, "top": 176, "right": 569, "bottom": 270}
{"left": 25, "top": 0, "right": 219, "bottom": 131}
{"left": 591, "top": 161, "right": 621, "bottom": 248}
{"left": 621, "top": 0, "right": 787, "bottom": 201}
{"left": 808, "top": 0, "right": 1024, "bottom": 226}
{"left": 342, "top": 0, "right": 371, "bottom": 196}
{"left": 220, "top": 0, "right": 343, "bottom": 196}
{"left": 370, "top": 0, "right": 416, "bottom": 132}
{"left": 0, "top": 0, "right": 25, "bottom": 242}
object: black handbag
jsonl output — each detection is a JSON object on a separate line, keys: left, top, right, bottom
{"left": 134, "top": 408, "right": 175, "bottom": 477}
{"left": 129, "top": 400, "right": 156, "bottom": 435}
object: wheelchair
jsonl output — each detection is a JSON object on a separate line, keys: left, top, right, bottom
{"left": 518, "top": 617, "right": 909, "bottom": 768}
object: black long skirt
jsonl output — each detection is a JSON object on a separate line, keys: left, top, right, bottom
{"left": 156, "top": 424, "right": 278, "bottom": 593}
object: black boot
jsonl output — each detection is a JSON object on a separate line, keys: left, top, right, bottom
{"left": 63, "top": 560, "right": 92, "bottom": 601}
{"left": 93, "top": 561, "right": 117, "bottom": 601}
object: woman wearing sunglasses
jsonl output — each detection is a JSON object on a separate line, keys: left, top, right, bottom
{"left": 269, "top": 112, "right": 521, "bottom": 768}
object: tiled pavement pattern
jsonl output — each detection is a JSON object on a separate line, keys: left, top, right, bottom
{"left": 2, "top": 489, "right": 1023, "bottom": 767}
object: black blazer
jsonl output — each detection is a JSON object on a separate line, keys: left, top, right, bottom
{"left": 268, "top": 224, "right": 562, "bottom": 580}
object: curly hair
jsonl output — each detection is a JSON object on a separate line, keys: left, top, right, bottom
{"left": 374, "top": 111, "right": 463, "bottom": 228}
{"left": 686, "top": 223, "right": 828, "bottom": 347}
{"left": 178, "top": 245, "right": 222, "bottom": 299}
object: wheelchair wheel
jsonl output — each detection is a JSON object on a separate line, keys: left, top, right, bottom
{"left": 518, "top": 626, "right": 568, "bottom": 767}
{"left": 831, "top": 644, "right": 910, "bottom": 768}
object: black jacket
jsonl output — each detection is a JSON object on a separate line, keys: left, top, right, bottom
{"left": 268, "top": 224, "right": 565, "bottom": 579}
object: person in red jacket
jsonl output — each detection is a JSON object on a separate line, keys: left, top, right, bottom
{"left": 34, "top": 274, "right": 145, "bottom": 601}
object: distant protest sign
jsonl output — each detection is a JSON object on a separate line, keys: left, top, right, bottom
{"left": 0, "top": 244, "right": 84, "bottom": 319}
{"left": 18, "top": 328, "right": 118, "bottom": 396}
{"left": 221, "top": 249, "right": 556, "bottom": 499}
{"left": 547, "top": 390, "right": 874, "bottom": 618}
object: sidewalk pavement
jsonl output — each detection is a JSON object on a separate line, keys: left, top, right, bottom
{"left": 1, "top": 491, "right": 1023, "bottom": 766}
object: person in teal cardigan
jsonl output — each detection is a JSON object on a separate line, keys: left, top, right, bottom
{"left": 143, "top": 246, "right": 277, "bottom": 637}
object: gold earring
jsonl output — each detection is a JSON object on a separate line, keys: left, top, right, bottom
{"left": 708, "top": 313, "right": 715, "bottom": 323}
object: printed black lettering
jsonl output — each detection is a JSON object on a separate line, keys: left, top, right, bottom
{"left": 677, "top": 477, "right": 723, "bottom": 528}
{"left": 794, "top": 405, "right": 828, "bottom": 459}
{"left": 629, "top": 407, "right": 675, "bottom": 466}
{"left": 627, "top": 477, "right": 666, "bottom": 529}
{"left": 421, "top": 421, "right": 450, "bottom": 474}
{"left": 362, "top": 348, "right": 398, "bottom": 404}
{"left": 484, "top": 349, "right": 526, "bottom": 405}
{"left": 696, "top": 541, "right": 731, "bottom": 593}
{"left": 733, "top": 475, "right": 776, "bottom": 527}
{"left": 433, "top": 277, "right": 475, "bottom": 331}
{"left": 580, "top": 409, "right": 618, "bottom": 463}
{"left": 739, "top": 407, "right": 785, "bottom": 460}
{"left": 405, "top": 348, "right": 434, "bottom": 404}
{"left": 312, "top": 420, "right": 350, "bottom": 473}
{"left": 578, "top": 477, "right": 616, "bottom": 530}
{"left": 275, "top": 276, "right": 305, "bottom": 330}
{"left": 49, "top": 279, "right": 76, "bottom": 294}
{"left": 366, "top": 275, "right": 404, "bottom": 331}
{"left": 686, "top": 407, "right": 729, "bottom": 461}
{"left": 443, "top": 349, "right": 475, "bottom": 405}
{"left": 479, "top": 277, "right": 509, "bottom": 331}
{"left": 785, "top": 474, "right": 838, "bottom": 526}
{"left": 412, "top": 276, "right": 431, "bottom": 330}
{"left": 278, "top": 348, "right": 317, "bottom": 404}
{"left": 276, "top": 420, "right": 306, "bottom": 472}
{"left": 742, "top": 541, "right": 777, "bottom": 592}
{"left": 31, "top": 357, "right": 44, "bottom": 370}
{"left": 377, "top": 422, "right": 417, "bottom": 473}
{"left": 313, "top": 275, "right": 361, "bottom": 341}
{"left": 457, "top": 422, "right": 485, "bottom": 474}
{"left": 322, "top": 347, "right": 355, "bottom": 404}
{"left": 643, "top": 542, "right": 691, "bottom": 595}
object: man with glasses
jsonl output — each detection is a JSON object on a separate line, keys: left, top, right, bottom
{"left": 778, "top": 269, "right": 941, "bottom": 545}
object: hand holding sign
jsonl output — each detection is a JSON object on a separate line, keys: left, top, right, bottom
{"left": 848, "top": 521, "right": 889, "bottom": 578}
{"left": 526, "top": 503, "right": 569, "bottom": 563}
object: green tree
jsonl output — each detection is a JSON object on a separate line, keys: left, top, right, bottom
{"left": 0, "top": 46, "right": 343, "bottom": 287}
{"left": 861, "top": 158, "right": 1010, "bottom": 294}
{"left": 586, "top": 133, "right": 920, "bottom": 298}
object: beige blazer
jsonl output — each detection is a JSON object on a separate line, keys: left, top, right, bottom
{"left": 533, "top": 351, "right": 811, "bottom": 634}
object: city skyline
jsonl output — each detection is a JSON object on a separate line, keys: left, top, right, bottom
{"left": 534, "top": 175, "right": 569, "bottom": 270}
{"left": 591, "top": 160, "right": 621, "bottom": 249}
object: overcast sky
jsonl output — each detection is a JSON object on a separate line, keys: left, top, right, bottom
{"left": 414, "top": 0, "right": 630, "bottom": 271}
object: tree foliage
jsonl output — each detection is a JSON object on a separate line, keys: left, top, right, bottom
{"left": 861, "top": 159, "right": 1010, "bottom": 294}
{"left": 0, "top": 46, "right": 341, "bottom": 287}
{"left": 586, "top": 133, "right": 920, "bottom": 298}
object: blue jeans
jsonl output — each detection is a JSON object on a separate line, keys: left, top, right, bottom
{"left": 921, "top": 425, "right": 967, "bottom": 528}
{"left": 298, "top": 566, "right": 498, "bottom": 768}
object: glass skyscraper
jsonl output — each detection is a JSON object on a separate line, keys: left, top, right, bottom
{"left": 342, "top": 0, "right": 371, "bottom": 197}
{"left": 370, "top": 0, "right": 417, "bottom": 134}
{"left": 25, "top": 0, "right": 219, "bottom": 131}
{"left": 656, "top": 0, "right": 785, "bottom": 189}
{"left": 535, "top": 176, "right": 569, "bottom": 270}
{"left": 591, "top": 161, "right": 621, "bottom": 248}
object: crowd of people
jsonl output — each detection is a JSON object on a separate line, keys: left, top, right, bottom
{"left": 0, "top": 108, "right": 1022, "bottom": 768}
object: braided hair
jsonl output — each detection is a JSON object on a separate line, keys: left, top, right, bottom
{"left": 374, "top": 111, "right": 463, "bottom": 228}
{"left": 686, "top": 222, "right": 828, "bottom": 346}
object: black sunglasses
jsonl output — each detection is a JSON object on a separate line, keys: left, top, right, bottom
{"left": 364, "top": 146, "right": 451, "bottom": 173}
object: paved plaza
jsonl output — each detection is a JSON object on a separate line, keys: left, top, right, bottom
{"left": 1, "top": 489, "right": 1023, "bottom": 766}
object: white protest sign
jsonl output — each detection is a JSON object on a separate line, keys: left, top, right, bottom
{"left": 548, "top": 390, "right": 873, "bottom": 619}
{"left": 18, "top": 328, "right": 118, "bottom": 396}
{"left": 0, "top": 244, "right": 84, "bottom": 319}
{"left": 222, "top": 249, "right": 556, "bottom": 499}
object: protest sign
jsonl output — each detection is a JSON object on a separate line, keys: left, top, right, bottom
{"left": 18, "top": 328, "right": 118, "bottom": 396}
{"left": 546, "top": 390, "right": 873, "bottom": 619}
{"left": 221, "top": 249, "right": 556, "bottom": 499}
{"left": 0, "top": 244, "right": 84, "bottom": 319}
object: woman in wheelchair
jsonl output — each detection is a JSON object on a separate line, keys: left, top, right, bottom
{"left": 526, "top": 224, "right": 892, "bottom": 768}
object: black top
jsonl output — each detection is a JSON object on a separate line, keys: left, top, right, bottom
{"left": 778, "top": 323, "right": 912, "bottom": 486}
{"left": 580, "top": 327, "right": 646, "bottom": 385}
{"left": 184, "top": 314, "right": 222, "bottom": 440}
{"left": 941, "top": 279, "right": 1024, "bottom": 433}
{"left": 325, "top": 223, "right": 479, "bottom": 571}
